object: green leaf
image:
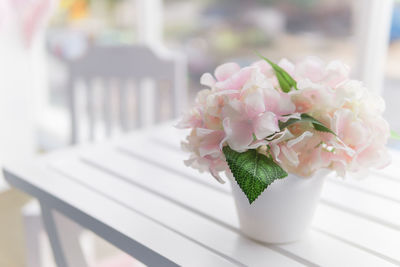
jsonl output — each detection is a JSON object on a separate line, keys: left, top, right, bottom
{"left": 252, "top": 133, "right": 257, "bottom": 141}
{"left": 390, "top": 130, "right": 400, "bottom": 140}
{"left": 279, "top": 113, "right": 336, "bottom": 136}
{"left": 223, "top": 146, "right": 288, "bottom": 204}
{"left": 256, "top": 52, "right": 298, "bottom": 92}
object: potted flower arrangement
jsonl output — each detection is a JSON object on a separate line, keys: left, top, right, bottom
{"left": 178, "top": 55, "right": 391, "bottom": 244}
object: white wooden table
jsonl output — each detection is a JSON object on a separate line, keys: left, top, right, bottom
{"left": 3, "top": 122, "right": 400, "bottom": 267}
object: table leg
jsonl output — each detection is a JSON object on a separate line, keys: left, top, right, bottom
{"left": 40, "top": 203, "right": 88, "bottom": 267}
{"left": 22, "top": 201, "right": 42, "bottom": 267}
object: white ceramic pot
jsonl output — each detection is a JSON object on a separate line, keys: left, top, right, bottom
{"left": 230, "top": 170, "right": 329, "bottom": 244}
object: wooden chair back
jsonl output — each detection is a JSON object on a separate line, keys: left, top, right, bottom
{"left": 67, "top": 45, "right": 187, "bottom": 143}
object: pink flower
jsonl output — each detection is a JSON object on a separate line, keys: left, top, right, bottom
{"left": 179, "top": 57, "right": 391, "bottom": 181}
{"left": 295, "top": 56, "right": 325, "bottom": 82}
{"left": 215, "top": 67, "right": 254, "bottom": 91}
{"left": 182, "top": 128, "right": 227, "bottom": 183}
{"left": 215, "top": 62, "right": 241, "bottom": 81}
{"left": 221, "top": 99, "right": 279, "bottom": 152}
{"left": 295, "top": 57, "right": 350, "bottom": 88}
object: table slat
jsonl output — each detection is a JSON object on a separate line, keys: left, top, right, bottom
{"left": 50, "top": 158, "right": 304, "bottom": 267}
{"left": 121, "top": 135, "right": 400, "bottom": 230}
{"left": 81, "top": 145, "right": 400, "bottom": 266}
{"left": 4, "top": 161, "right": 237, "bottom": 267}
{"left": 5, "top": 122, "right": 400, "bottom": 267}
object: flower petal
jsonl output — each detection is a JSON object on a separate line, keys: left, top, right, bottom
{"left": 295, "top": 56, "right": 325, "bottom": 82}
{"left": 254, "top": 112, "right": 279, "bottom": 140}
{"left": 215, "top": 67, "right": 253, "bottom": 91}
{"left": 287, "top": 131, "right": 313, "bottom": 148}
{"left": 214, "top": 62, "right": 241, "bottom": 81}
{"left": 200, "top": 73, "right": 216, "bottom": 87}
{"left": 243, "top": 88, "right": 266, "bottom": 118}
{"left": 279, "top": 112, "right": 301, "bottom": 122}
{"left": 199, "top": 132, "right": 225, "bottom": 157}
{"left": 281, "top": 145, "right": 299, "bottom": 167}
{"left": 210, "top": 165, "right": 225, "bottom": 183}
{"left": 323, "top": 60, "right": 350, "bottom": 88}
{"left": 223, "top": 117, "right": 253, "bottom": 152}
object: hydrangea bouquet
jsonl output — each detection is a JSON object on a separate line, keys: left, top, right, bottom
{"left": 178, "top": 55, "right": 391, "bottom": 204}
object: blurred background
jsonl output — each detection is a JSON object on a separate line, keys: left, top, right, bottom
{"left": 1, "top": 0, "right": 400, "bottom": 266}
